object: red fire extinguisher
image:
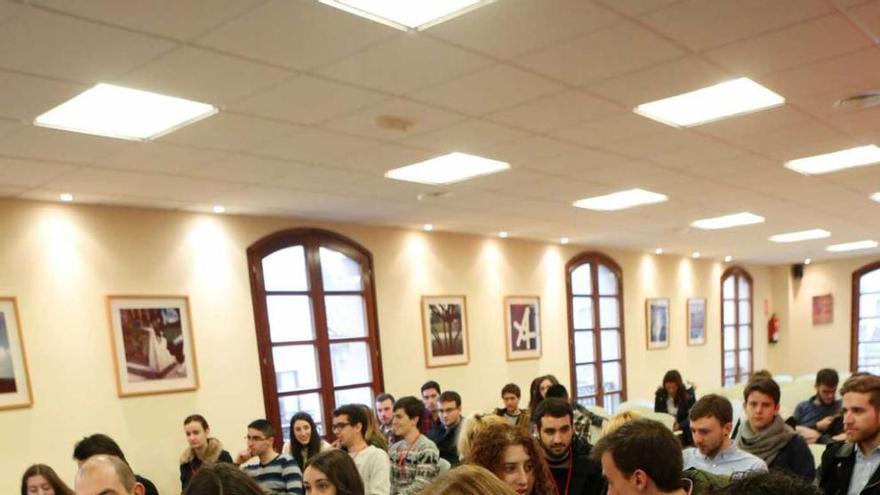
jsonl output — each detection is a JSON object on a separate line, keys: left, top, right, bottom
{"left": 768, "top": 314, "right": 780, "bottom": 343}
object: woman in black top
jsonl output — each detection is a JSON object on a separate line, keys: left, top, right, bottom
{"left": 654, "top": 370, "right": 696, "bottom": 445}
{"left": 180, "top": 414, "right": 234, "bottom": 489}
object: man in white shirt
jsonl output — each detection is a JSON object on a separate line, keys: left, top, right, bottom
{"left": 332, "top": 404, "right": 390, "bottom": 495}
{"left": 683, "top": 394, "right": 767, "bottom": 476}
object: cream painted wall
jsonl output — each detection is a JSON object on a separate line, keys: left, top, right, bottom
{"left": 0, "top": 199, "right": 771, "bottom": 494}
{"left": 767, "top": 255, "right": 880, "bottom": 376}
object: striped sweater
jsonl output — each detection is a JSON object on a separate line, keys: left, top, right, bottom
{"left": 242, "top": 453, "right": 303, "bottom": 495}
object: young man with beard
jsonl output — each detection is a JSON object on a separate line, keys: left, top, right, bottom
{"left": 376, "top": 393, "right": 397, "bottom": 442}
{"left": 420, "top": 381, "right": 442, "bottom": 440}
{"left": 794, "top": 368, "right": 844, "bottom": 444}
{"left": 682, "top": 394, "right": 767, "bottom": 476}
{"left": 332, "top": 404, "right": 390, "bottom": 495}
{"left": 533, "top": 398, "right": 604, "bottom": 495}
{"left": 818, "top": 374, "right": 880, "bottom": 495}
{"left": 735, "top": 378, "right": 815, "bottom": 480}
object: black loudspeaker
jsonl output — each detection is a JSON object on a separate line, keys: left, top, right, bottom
{"left": 792, "top": 263, "right": 804, "bottom": 279}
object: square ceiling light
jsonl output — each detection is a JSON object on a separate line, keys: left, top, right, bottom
{"left": 34, "top": 83, "right": 217, "bottom": 141}
{"left": 634, "top": 77, "right": 784, "bottom": 127}
{"left": 573, "top": 188, "right": 668, "bottom": 211}
{"left": 318, "top": 0, "right": 495, "bottom": 31}
{"left": 784, "top": 145, "right": 880, "bottom": 175}
{"left": 826, "top": 240, "right": 879, "bottom": 252}
{"left": 871, "top": 192, "right": 880, "bottom": 203}
{"left": 385, "top": 152, "right": 509, "bottom": 185}
{"left": 769, "top": 229, "right": 831, "bottom": 243}
{"left": 691, "top": 212, "right": 764, "bottom": 230}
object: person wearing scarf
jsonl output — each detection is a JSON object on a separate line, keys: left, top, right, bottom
{"left": 180, "top": 415, "right": 234, "bottom": 489}
{"left": 735, "top": 378, "right": 815, "bottom": 480}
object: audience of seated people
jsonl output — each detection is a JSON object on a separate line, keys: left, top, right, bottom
{"left": 683, "top": 394, "right": 767, "bottom": 476}
{"left": 792, "top": 368, "right": 845, "bottom": 444}
{"left": 735, "top": 377, "right": 815, "bottom": 480}
{"left": 656, "top": 369, "right": 697, "bottom": 446}
{"left": 27, "top": 368, "right": 877, "bottom": 495}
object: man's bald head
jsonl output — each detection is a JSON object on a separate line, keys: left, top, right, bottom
{"left": 75, "top": 455, "right": 144, "bottom": 495}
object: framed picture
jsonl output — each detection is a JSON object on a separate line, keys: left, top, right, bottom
{"left": 646, "top": 298, "right": 670, "bottom": 349}
{"left": 812, "top": 294, "right": 833, "bottom": 325}
{"left": 107, "top": 295, "right": 199, "bottom": 397}
{"left": 421, "top": 296, "right": 469, "bottom": 368}
{"left": 504, "top": 296, "right": 541, "bottom": 361}
{"left": 687, "top": 298, "right": 707, "bottom": 346}
{"left": 0, "top": 298, "right": 33, "bottom": 410}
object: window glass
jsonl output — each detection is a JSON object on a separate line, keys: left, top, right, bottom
{"left": 320, "top": 247, "right": 363, "bottom": 291}
{"left": 266, "top": 296, "right": 314, "bottom": 342}
{"left": 262, "top": 246, "right": 308, "bottom": 291}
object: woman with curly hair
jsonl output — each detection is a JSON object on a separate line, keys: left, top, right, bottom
{"left": 464, "top": 421, "right": 558, "bottom": 495}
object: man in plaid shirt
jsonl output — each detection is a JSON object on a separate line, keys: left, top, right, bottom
{"left": 389, "top": 396, "right": 440, "bottom": 495}
{"left": 419, "top": 381, "right": 442, "bottom": 440}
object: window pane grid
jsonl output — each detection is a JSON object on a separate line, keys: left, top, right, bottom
{"left": 722, "top": 270, "right": 752, "bottom": 386}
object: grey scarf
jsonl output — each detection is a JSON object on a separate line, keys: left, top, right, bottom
{"left": 736, "top": 415, "right": 795, "bottom": 465}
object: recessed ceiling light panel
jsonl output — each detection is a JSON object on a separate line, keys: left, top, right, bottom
{"left": 785, "top": 145, "right": 880, "bottom": 175}
{"left": 573, "top": 188, "right": 667, "bottom": 211}
{"left": 769, "top": 229, "right": 831, "bottom": 243}
{"left": 34, "top": 83, "right": 217, "bottom": 141}
{"left": 871, "top": 192, "right": 880, "bottom": 203}
{"left": 634, "top": 77, "right": 784, "bottom": 127}
{"left": 826, "top": 240, "right": 879, "bottom": 252}
{"left": 385, "top": 152, "right": 509, "bottom": 185}
{"left": 691, "top": 212, "right": 765, "bottom": 230}
{"left": 318, "top": 0, "right": 495, "bottom": 31}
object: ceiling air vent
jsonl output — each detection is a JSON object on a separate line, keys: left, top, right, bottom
{"left": 834, "top": 91, "right": 880, "bottom": 109}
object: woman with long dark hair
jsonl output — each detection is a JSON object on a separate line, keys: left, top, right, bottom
{"left": 21, "top": 464, "right": 74, "bottom": 495}
{"left": 284, "top": 412, "right": 332, "bottom": 468}
{"left": 303, "top": 449, "right": 364, "bottom": 495}
{"left": 180, "top": 414, "right": 234, "bottom": 489}
{"left": 654, "top": 369, "right": 696, "bottom": 445}
{"left": 526, "top": 375, "right": 559, "bottom": 420}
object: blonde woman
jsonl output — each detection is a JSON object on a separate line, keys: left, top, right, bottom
{"left": 456, "top": 412, "right": 508, "bottom": 463}
{"left": 419, "top": 465, "right": 517, "bottom": 495}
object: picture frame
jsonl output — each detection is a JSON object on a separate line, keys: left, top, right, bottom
{"left": 646, "top": 298, "right": 670, "bottom": 349}
{"left": 687, "top": 298, "right": 707, "bottom": 346}
{"left": 812, "top": 294, "right": 833, "bottom": 325}
{"left": 107, "top": 295, "right": 199, "bottom": 397}
{"left": 421, "top": 295, "right": 469, "bottom": 368}
{"left": 0, "top": 297, "right": 33, "bottom": 411}
{"left": 504, "top": 296, "right": 541, "bottom": 361}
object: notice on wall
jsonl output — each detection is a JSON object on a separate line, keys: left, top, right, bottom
{"left": 812, "top": 294, "right": 833, "bottom": 325}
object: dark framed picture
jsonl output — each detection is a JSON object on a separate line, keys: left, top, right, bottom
{"left": 504, "top": 296, "right": 541, "bottom": 361}
{"left": 646, "top": 298, "right": 670, "bottom": 349}
{"left": 107, "top": 295, "right": 199, "bottom": 397}
{"left": 0, "top": 297, "right": 32, "bottom": 411}
{"left": 687, "top": 298, "right": 707, "bottom": 346}
{"left": 421, "top": 295, "right": 469, "bottom": 368}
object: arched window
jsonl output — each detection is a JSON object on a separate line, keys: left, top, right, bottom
{"left": 853, "top": 261, "right": 880, "bottom": 373}
{"left": 721, "top": 267, "right": 753, "bottom": 386}
{"left": 566, "top": 252, "right": 627, "bottom": 413}
{"left": 247, "top": 228, "right": 383, "bottom": 445}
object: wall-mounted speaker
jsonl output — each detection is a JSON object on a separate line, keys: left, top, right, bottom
{"left": 792, "top": 263, "right": 804, "bottom": 279}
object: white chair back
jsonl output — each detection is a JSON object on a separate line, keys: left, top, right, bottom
{"left": 617, "top": 400, "right": 654, "bottom": 414}
{"left": 773, "top": 374, "right": 794, "bottom": 383}
{"left": 644, "top": 411, "right": 676, "bottom": 430}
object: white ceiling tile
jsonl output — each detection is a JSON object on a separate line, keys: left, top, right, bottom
{"left": 43, "top": 167, "right": 242, "bottom": 202}
{"left": 0, "top": 8, "right": 175, "bottom": 82}
{"left": 592, "top": 0, "right": 681, "bottom": 16}
{"left": 697, "top": 105, "right": 814, "bottom": 140}
{"left": 0, "top": 1, "right": 26, "bottom": 24}
{"left": 0, "top": 126, "right": 126, "bottom": 164}
{"left": 0, "top": 70, "right": 86, "bottom": 121}
{"left": 598, "top": 130, "right": 741, "bottom": 162}
{"left": 333, "top": 176, "right": 438, "bottom": 202}
{"left": 272, "top": 165, "right": 373, "bottom": 193}
{"left": 334, "top": 144, "right": 436, "bottom": 174}
{"left": 762, "top": 48, "right": 880, "bottom": 102}
{"left": 639, "top": 0, "right": 834, "bottom": 51}
{"left": 523, "top": 149, "right": 635, "bottom": 176}
{"left": 231, "top": 74, "right": 386, "bottom": 125}
{"left": 402, "top": 119, "right": 529, "bottom": 154}
{"left": 317, "top": 33, "right": 491, "bottom": 95}
{"left": 320, "top": 98, "right": 465, "bottom": 142}
{"left": 479, "top": 136, "right": 585, "bottom": 167}
{"left": 409, "top": 64, "right": 563, "bottom": 116}
{"left": 724, "top": 120, "right": 856, "bottom": 160}
{"left": 426, "top": 0, "right": 620, "bottom": 59}
{"left": 179, "top": 154, "right": 309, "bottom": 185}
{"left": 0, "top": 119, "right": 21, "bottom": 140}
{"left": 0, "top": 157, "right": 78, "bottom": 187}
{"left": 161, "top": 112, "right": 300, "bottom": 153}
{"left": 585, "top": 56, "right": 732, "bottom": 107}
{"left": 92, "top": 142, "right": 230, "bottom": 175}
{"left": 486, "top": 90, "right": 621, "bottom": 133}
{"left": 18, "top": 188, "right": 199, "bottom": 210}
{"left": 827, "top": 106, "right": 880, "bottom": 141}
{"left": 705, "top": 14, "right": 872, "bottom": 76}
{"left": 195, "top": 0, "right": 395, "bottom": 71}
{"left": 551, "top": 112, "right": 674, "bottom": 147}
{"left": 843, "top": 0, "right": 880, "bottom": 40}
{"left": 29, "top": 0, "right": 266, "bottom": 41}
{"left": 516, "top": 20, "right": 685, "bottom": 86}
{"left": 257, "top": 128, "right": 379, "bottom": 165}
{"left": 119, "top": 46, "right": 292, "bottom": 106}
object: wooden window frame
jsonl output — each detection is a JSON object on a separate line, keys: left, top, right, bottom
{"left": 851, "top": 260, "right": 880, "bottom": 372}
{"left": 720, "top": 266, "right": 753, "bottom": 385}
{"left": 246, "top": 228, "right": 384, "bottom": 448}
{"left": 565, "top": 251, "right": 627, "bottom": 410}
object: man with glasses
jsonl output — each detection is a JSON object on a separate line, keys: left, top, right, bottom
{"left": 433, "top": 390, "right": 464, "bottom": 466}
{"left": 236, "top": 419, "right": 303, "bottom": 495}
{"left": 333, "top": 404, "right": 390, "bottom": 495}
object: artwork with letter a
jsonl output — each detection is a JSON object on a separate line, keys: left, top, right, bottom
{"left": 421, "top": 296, "right": 469, "bottom": 368}
{"left": 107, "top": 296, "right": 199, "bottom": 397}
{"left": 505, "top": 296, "right": 541, "bottom": 360}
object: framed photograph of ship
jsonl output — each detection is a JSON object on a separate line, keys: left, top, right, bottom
{"left": 504, "top": 296, "right": 541, "bottom": 361}
{"left": 107, "top": 295, "right": 199, "bottom": 397}
{"left": 421, "top": 295, "right": 469, "bottom": 368}
{"left": 0, "top": 298, "right": 33, "bottom": 411}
